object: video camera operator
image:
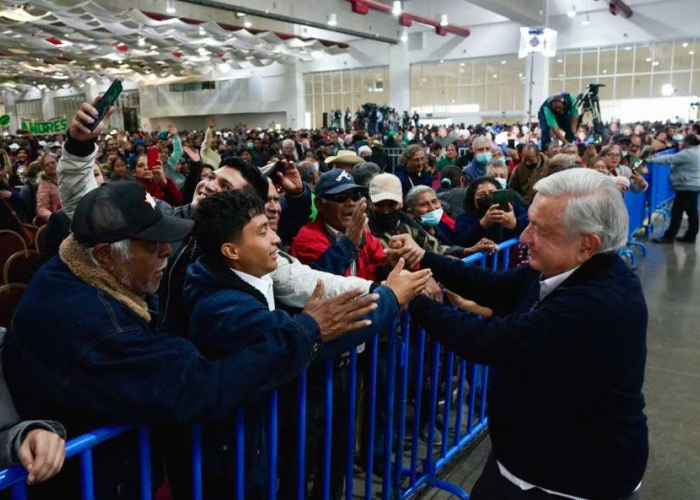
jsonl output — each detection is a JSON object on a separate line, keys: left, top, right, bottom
{"left": 538, "top": 92, "right": 580, "bottom": 150}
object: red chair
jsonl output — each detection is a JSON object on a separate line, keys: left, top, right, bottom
{"left": 3, "top": 250, "right": 41, "bottom": 285}
{"left": 0, "top": 230, "right": 27, "bottom": 274}
{"left": 0, "top": 283, "right": 27, "bottom": 328}
{"left": 34, "top": 224, "right": 48, "bottom": 254}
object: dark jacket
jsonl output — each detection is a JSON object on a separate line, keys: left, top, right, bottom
{"left": 5, "top": 254, "right": 322, "bottom": 428}
{"left": 394, "top": 164, "right": 432, "bottom": 197}
{"left": 453, "top": 202, "right": 528, "bottom": 247}
{"left": 462, "top": 159, "right": 488, "bottom": 184}
{"left": 182, "top": 255, "right": 399, "bottom": 497}
{"left": 410, "top": 251, "right": 648, "bottom": 499}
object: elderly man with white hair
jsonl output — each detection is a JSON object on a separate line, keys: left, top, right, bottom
{"left": 463, "top": 136, "right": 497, "bottom": 183}
{"left": 389, "top": 168, "right": 646, "bottom": 500}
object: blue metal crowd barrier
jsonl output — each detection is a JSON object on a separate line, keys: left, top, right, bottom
{"left": 620, "top": 150, "right": 676, "bottom": 264}
{"left": 0, "top": 240, "right": 520, "bottom": 500}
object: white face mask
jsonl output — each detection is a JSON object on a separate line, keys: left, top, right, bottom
{"left": 495, "top": 177, "right": 507, "bottom": 189}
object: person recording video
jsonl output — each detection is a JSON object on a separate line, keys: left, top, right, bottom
{"left": 538, "top": 92, "right": 580, "bottom": 150}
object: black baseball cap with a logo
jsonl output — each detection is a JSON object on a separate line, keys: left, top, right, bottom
{"left": 72, "top": 181, "right": 193, "bottom": 246}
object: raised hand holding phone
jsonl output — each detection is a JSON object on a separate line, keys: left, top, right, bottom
{"left": 69, "top": 96, "right": 116, "bottom": 141}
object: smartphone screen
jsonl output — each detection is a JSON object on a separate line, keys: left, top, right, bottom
{"left": 507, "top": 139, "right": 516, "bottom": 149}
{"left": 88, "top": 79, "right": 123, "bottom": 132}
{"left": 492, "top": 189, "right": 510, "bottom": 212}
{"left": 147, "top": 146, "right": 159, "bottom": 169}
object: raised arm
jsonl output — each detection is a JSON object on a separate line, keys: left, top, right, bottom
{"left": 58, "top": 98, "right": 115, "bottom": 218}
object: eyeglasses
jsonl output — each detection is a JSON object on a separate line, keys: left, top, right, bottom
{"left": 322, "top": 191, "right": 364, "bottom": 203}
{"left": 605, "top": 153, "right": 621, "bottom": 158}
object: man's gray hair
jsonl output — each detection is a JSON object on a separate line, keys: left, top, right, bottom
{"left": 547, "top": 153, "right": 579, "bottom": 174}
{"left": 351, "top": 162, "right": 381, "bottom": 188}
{"left": 472, "top": 135, "right": 494, "bottom": 151}
{"left": 282, "top": 138, "right": 295, "bottom": 148}
{"left": 533, "top": 168, "right": 628, "bottom": 253}
{"left": 405, "top": 185, "right": 435, "bottom": 212}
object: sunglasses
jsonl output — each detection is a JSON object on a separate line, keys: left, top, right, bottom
{"left": 322, "top": 191, "right": 364, "bottom": 203}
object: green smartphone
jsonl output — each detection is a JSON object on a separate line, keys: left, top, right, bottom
{"left": 492, "top": 189, "right": 510, "bottom": 212}
{"left": 88, "top": 79, "right": 123, "bottom": 131}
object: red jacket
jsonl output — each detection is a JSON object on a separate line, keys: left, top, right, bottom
{"left": 140, "top": 178, "right": 183, "bottom": 207}
{"left": 291, "top": 218, "right": 386, "bottom": 282}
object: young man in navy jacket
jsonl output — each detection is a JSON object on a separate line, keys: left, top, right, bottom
{"left": 390, "top": 168, "right": 647, "bottom": 500}
{"left": 184, "top": 189, "right": 431, "bottom": 498}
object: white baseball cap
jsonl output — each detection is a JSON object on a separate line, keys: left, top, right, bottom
{"left": 369, "top": 173, "right": 403, "bottom": 204}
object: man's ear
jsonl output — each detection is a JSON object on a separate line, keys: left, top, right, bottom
{"left": 92, "top": 243, "right": 116, "bottom": 272}
{"left": 221, "top": 242, "right": 240, "bottom": 262}
{"left": 578, "top": 233, "right": 601, "bottom": 262}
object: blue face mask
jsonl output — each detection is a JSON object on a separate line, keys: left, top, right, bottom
{"left": 476, "top": 152, "right": 492, "bottom": 164}
{"left": 420, "top": 207, "right": 444, "bottom": 227}
{"left": 247, "top": 142, "right": 254, "bottom": 149}
{"left": 621, "top": 150, "right": 628, "bottom": 158}
{"left": 495, "top": 177, "right": 507, "bottom": 189}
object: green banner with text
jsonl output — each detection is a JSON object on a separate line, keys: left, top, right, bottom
{"left": 20, "top": 117, "right": 68, "bottom": 134}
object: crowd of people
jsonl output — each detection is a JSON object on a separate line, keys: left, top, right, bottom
{"left": 0, "top": 93, "right": 697, "bottom": 500}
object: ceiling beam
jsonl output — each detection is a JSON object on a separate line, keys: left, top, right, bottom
{"left": 465, "top": 0, "right": 546, "bottom": 26}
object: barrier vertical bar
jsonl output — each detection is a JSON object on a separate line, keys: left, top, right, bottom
{"left": 502, "top": 245, "right": 511, "bottom": 270}
{"left": 138, "top": 426, "right": 152, "bottom": 500}
{"left": 79, "top": 449, "right": 95, "bottom": 500}
{"left": 382, "top": 321, "right": 399, "bottom": 500}
{"left": 394, "top": 312, "right": 411, "bottom": 489}
{"left": 296, "top": 370, "right": 308, "bottom": 500}
{"left": 10, "top": 482, "right": 27, "bottom": 500}
{"left": 440, "top": 352, "right": 454, "bottom": 458}
{"left": 235, "top": 409, "right": 245, "bottom": 500}
{"left": 364, "top": 335, "right": 379, "bottom": 500}
{"left": 466, "top": 363, "right": 477, "bottom": 434}
{"left": 322, "top": 360, "right": 334, "bottom": 500}
{"left": 344, "top": 349, "right": 358, "bottom": 500}
{"left": 490, "top": 250, "right": 499, "bottom": 271}
{"left": 424, "top": 341, "right": 442, "bottom": 468}
{"left": 453, "top": 360, "right": 467, "bottom": 445}
{"left": 191, "top": 425, "right": 202, "bottom": 500}
{"left": 409, "top": 328, "right": 426, "bottom": 486}
{"left": 268, "top": 390, "right": 279, "bottom": 500}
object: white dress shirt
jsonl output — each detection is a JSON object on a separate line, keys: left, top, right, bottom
{"left": 231, "top": 269, "right": 275, "bottom": 311}
{"left": 538, "top": 266, "right": 579, "bottom": 301}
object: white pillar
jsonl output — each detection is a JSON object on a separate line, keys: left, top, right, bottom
{"left": 41, "top": 91, "right": 55, "bottom": 120}
{"left": 388, "top": 42, "right": 410, "bottom": 113}
{"left": 523, "top": 53, "right": 550, "bottom": 124}
{"left": 284, "top": 62, "right": 305, "bottom": 130}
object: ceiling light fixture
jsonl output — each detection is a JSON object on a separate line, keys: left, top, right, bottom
{"left": 138, "top": 37, "right": 145, "bottom": 47}
{"left": 690, "top": 51, "right": 695, "bottom": 55}
{"left": 199, "top": 25, "right": 205, "bottom": 36}
{"left": 440, "top": 14, "right": 448, "bottom": 26}
{"left": 166, "top": 0, "right": 175, "bottom": 14}
{"left": 566, "top": 5, "right": 577, "bottom": 17}
{"left": 661, "top": 83, "right": 674, "bottom": 96}
{"left": 327, "top": 13, "right": 337, "bottom": 26}
{"left": 682, "top": 42, "right": 689, "bottom": 48}
{"left": 392, "top": 0, "right": 402, "bottom": 16}
{"left": 400, "top": 27, "right": 408, "bottom": 43}
{"left": 243, "top": 16, "right": 252, "bottom": 28}
{"left": 625, "top": 46, "right": 632, "bottom": 51}
{"left": 501, "top": 60, "right": 507, "bottom": 64}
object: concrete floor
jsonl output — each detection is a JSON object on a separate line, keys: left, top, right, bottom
{"left": 421, "top": 223, "right": 700, "bottom": 500}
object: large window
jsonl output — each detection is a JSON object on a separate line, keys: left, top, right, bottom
{"left": 16, "top": 99, "right": 43, "bottom": 123}
{"left": 550, "top": 39, "right": 700, "bottom": 100}
{"left": 54, "top": 94, "right": 86, "bottom": 119}
{"left": 410, "top": 55, "right": 526, "bottom": 116}
{"left": 304, "top": 67, "right": 390, "bottom": 129}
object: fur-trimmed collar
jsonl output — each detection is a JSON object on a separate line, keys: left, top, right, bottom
{"left": 59, "top": 235, "right": 150, "bottom": 322}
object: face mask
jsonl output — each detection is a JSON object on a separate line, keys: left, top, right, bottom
{"left": 247, "top": 142, "right": 254, "bottom": 149}
{"left": 673, "top": 134, "right": 683, "bottom": 142}
{"left": 621, "top": 150, "right": 628, "bottom": 158}
{"left": 476, "top": 152, "right": 492, "bottom": 164}
{"left": 374, "top": 211, "right": 401, "bottom": 231}
{"left": 420, "top": 208, "right": 443, "bottom": 227}
{"left": 476, "top": 195, "right": 494, "bottom": 217}
{"left": 493, "top": 157, "right": 506, "bottom": 166}
{"left": 495, "top": 178, "right": 507, "bottom": 189}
